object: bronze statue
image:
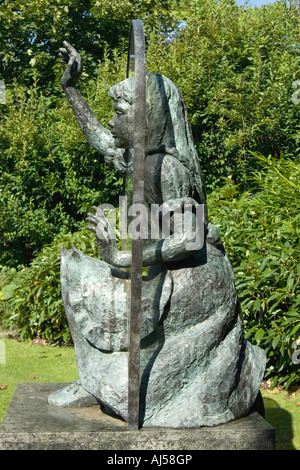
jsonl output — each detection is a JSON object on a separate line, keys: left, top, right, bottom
{"left": 48, "top": 40, "right": 266, "bottom": 428}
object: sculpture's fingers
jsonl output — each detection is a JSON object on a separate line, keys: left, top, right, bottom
{"left": 86, "top": 225, "right": 96, "bottom": 233}
{"left": 62, "top": 40, "right": 77, "bottom": 54}
{"left": 58, "top": 55, "right": 68, "bottom": 65}
{"left": 86, "top": 211, "right": 98, "bottom": 218}
{"left": 95, "top": 206, "right": 105, "bottom": 217}
{"left": 63, "top": 41, "right": 81, "bottom": 65}
{"left": 86, "top": 213, "right": 99, "bottom": 225}
{"left": 68, "top": 54, "right": 76, "bottom": 68}
{"left": 59, "top": 47, "right": 69, "bottom": 57}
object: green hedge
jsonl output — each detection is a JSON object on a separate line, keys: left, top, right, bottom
{"left": 0, "top": 228, "right": 98, "bottom": 344}
{"left": 1, "top": 151, "right": 299, "bottom": 387}
{"left": 0, "top": 53, "right": 124, "bottom": 267}
{"left": 147, "top": 0, "right": 300, "bottom": 190}
{"left": 0, "top": 0, "right": 299, "bottom": 387}
{"left": 1, "top": 1, "right": 299, "bottom": 267}
{"left": 208, "top": 152, "right": 300, "bottom": 388}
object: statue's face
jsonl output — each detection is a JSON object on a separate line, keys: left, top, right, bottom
{"left": 108, "top": 100, "right": 133, "bottom": 149}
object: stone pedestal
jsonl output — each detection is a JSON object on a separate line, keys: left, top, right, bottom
{"left": 0, "top": 383, "right": 275, "bottom": 450}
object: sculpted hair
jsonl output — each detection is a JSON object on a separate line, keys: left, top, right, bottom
{"left": 108, "top": 73, "right": 207, "bottom": 208}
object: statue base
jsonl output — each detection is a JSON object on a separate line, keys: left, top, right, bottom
{"left": 0, "top": 383, "right": 275, "bottom": 451}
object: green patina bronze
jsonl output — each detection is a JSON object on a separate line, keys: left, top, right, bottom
{"left": 48, "top": 29, "right": 266, "bottom": 428}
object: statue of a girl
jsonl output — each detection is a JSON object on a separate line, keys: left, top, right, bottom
{"left": 48, "top": 41, "right": 266, "bottom": 428}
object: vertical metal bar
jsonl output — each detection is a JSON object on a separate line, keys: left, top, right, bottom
{"left": 127, "top": 20, "right": 146, "bottom": 430}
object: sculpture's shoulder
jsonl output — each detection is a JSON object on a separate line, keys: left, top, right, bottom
{"left": 160, "top": 154, "right": 194, "bottom": 200}
{"left": 145, "top": 152, "right": 193, "bottom": 203}
{"left": 145, "top": 152, "right": 166, "bottom": 178}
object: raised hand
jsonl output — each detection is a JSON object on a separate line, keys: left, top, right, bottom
{"left": 59, "top": 40, "right": 83, "bottom": 88}
{"left": 86, "top": 206, "right": 116, "bottom": 240}
{"left": 86, "top": 206, "right": 119, "bottom": 264}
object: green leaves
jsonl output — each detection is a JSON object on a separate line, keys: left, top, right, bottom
{"left": 147, "top": 0, "right": 300, "bottom": 190}
{"left": 208, "top": 153, "right": 300, "bottom": 388}
{"left": 0, "top": 0, "right": 299, "bottom": 388}
{"left": 0, "top": 228, "right": 98, "bottom": 344}
{"left": 0, "top": 0, "right": 175, "bottom": 90}
{"left": 0, "top": 74, "right": 123, "bottom": 267}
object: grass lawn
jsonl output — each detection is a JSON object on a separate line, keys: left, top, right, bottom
{"left": 0, "top": 335, "right": 78, "bottom": 422}
{"left": 0, "top": 334, "right": 299, "bottom": 450}
{"left": 261, "top": 387, "right": 300, "bottom": 450}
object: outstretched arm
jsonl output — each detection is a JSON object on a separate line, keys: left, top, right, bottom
{"left": 59, "top": 41, "right": 114, "bottom": 156}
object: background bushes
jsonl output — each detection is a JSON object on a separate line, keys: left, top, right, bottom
{"left": 0, "top": 55, "right": 124, "bottom": 266}
{"left": 0, "top": 228, "right": 98, "bottom": 343}
{"left": 0, "top": 0, "right": 299, "bottom": 387}
{"left": 147, "top": 0, "right": 300, "bottom": 190}
{"left": 208, "top": 153, "right": 300, "bottom": 388}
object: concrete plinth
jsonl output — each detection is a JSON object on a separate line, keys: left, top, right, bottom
{"left": 0, "top": 383, "right": 275, "bottom": 450}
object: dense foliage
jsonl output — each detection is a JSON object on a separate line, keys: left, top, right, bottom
{"left": 0, "top": 0, "right": 174, "bottom": 89}
{"left": 147, "top": 0, "right": 300, "bottom": 189}
{"left": 0, "top": 0, "right": 299, "bottom": 387}
{"left": 1, "top": 0, "right": 299, "bottom": 266}
{"left": 0, "top": 228, "right": 98, "bottom": 343}
{"left": 0, "top": 51, "right": 125, "bottom": 266}
{"left": 208, "top": 153, "right": 300, "bottom": 388}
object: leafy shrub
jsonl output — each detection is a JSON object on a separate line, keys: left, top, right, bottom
{"left": 0, "top": 227, "right": 98, "bottom": 344}
{"left": 0, "top": 0, "right": 174, "bottom": 89}
{"left": 208, "top": 153, "right": 300, "bottom": 388}
{"left": 147, "top": 0, "right": 300, "bottom": 190}
{"left": 0, "top": 57, "right": 124, "bottom": 267}
{"left": 1, "top": 151, "right": 299, "bottom": 388}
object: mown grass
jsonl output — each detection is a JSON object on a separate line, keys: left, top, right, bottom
{"left": 0, "top": 335, "right": 78, "bottom": 422}
{"left": 0, "top": 335, "right": 299, "bottom": 450}
{"left": 261, "top": 388, "right": 300, "bottom": 450}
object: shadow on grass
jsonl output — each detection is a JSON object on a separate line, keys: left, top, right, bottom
{"left": 263, "top": 396, "right": 296, "bottom": 450}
